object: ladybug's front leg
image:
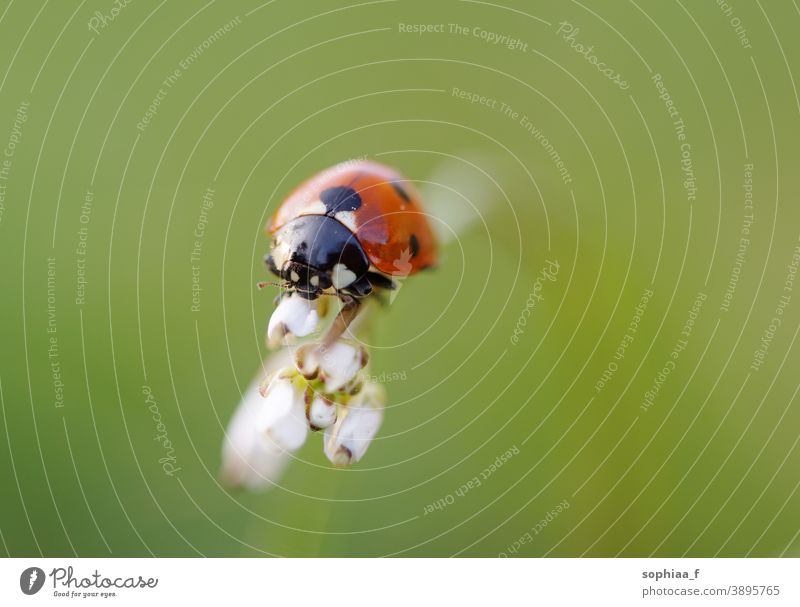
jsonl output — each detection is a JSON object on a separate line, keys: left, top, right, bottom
{"left": 322, "top": 297, "right": 360, "bottom": 347}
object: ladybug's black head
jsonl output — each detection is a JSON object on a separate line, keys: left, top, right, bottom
{"left": 277, "top": 260, "right": 333, "bottom": 299}
{"left": 266, "top": 215, "right": 374, "bottom": 300}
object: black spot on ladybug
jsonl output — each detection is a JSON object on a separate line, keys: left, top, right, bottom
{"left": 409, "top": 233, "right": 420, "bottom": 257}
{"left": 320, "top": 186, "right": 362, "bottom": 214}
{"left": 391, "top": 180, "right": 411, "bottom": 203}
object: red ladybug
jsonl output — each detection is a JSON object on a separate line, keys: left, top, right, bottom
{"left": 265, "top": 160, "right": 437, "bottom": 302}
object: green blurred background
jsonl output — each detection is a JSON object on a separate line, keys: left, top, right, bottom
{"left": 1, "top": 0, "right": 799, "bottom": 557}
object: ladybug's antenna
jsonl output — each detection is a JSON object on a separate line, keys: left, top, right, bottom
{"left": 257, "top": 280, "right": 288, "bottom": 290}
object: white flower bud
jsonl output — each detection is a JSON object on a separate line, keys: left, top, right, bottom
{"left": 267, "top": 294, "right": 319, "bottom": 346}
{"left": 257, "top": 377, "right": 308, "bottom": 451}
{"left": 318, "top": 340, "right": 368, "bottom": 392}
{"left": 323, "top": 383, "right": 385, "bottom": 466}
{"left": 308, "top": 394, "right": 337, "bottom": 430}
{"left": 293, "top": 343, "right": 320, "bottom": 379}
{"left": 220, "top": 377, "right": 290, "bottom": 491}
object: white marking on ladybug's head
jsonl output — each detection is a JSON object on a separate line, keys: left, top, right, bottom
{"left": 330, "top": 263, "right": 356, "bottom": 289}
{"left": 309, "top": 275, "right": 319, "bottom": 287}
{"left": 270, "top": 238, "right": 292, "bottom": 270}
{"left": 333, "top": 210, "right": 357, "bottom": 232}
{"left": 307, "top": 200, "right": 327, "bottom": 215}
{"left": 290, "top": 270, "right": 300, "bottom": 283}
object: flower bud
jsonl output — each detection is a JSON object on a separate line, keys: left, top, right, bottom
{"left": 257, "top": 377, "right": 308, "bottom": 451}
{"left": 317, "top": 340, "right": 368, "bottom": 392}
{"left": 307, "top": 394, "right": 337, "bottom": 430}
{"left": 220, "top": 377, "right": 290, "bottom": 491}
{"left": 293, "top": 343, "right": 320, "bottom": 379}
{"left": 267, "top": 294, "right": 319, "bottom": 347}
{"left": 323, "top": 383, "right": 385, "bottom": 466}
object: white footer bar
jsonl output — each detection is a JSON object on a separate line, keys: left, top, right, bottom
{"left": 0, "top": 558, "right": 795, "bottom": 606}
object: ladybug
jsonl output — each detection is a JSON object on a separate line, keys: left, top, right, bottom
{"left": 264, "top": 160, "right": 437, "bottom": 303}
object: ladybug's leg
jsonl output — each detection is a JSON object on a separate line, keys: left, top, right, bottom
{"left": 322, "top": 297, "right": 360, "bottom": 347}
{"left": 345, "top": 275, "right": 373, "bottom": 298}
{"left": 366, "top": 271, "right": 396, "bottom": 290}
